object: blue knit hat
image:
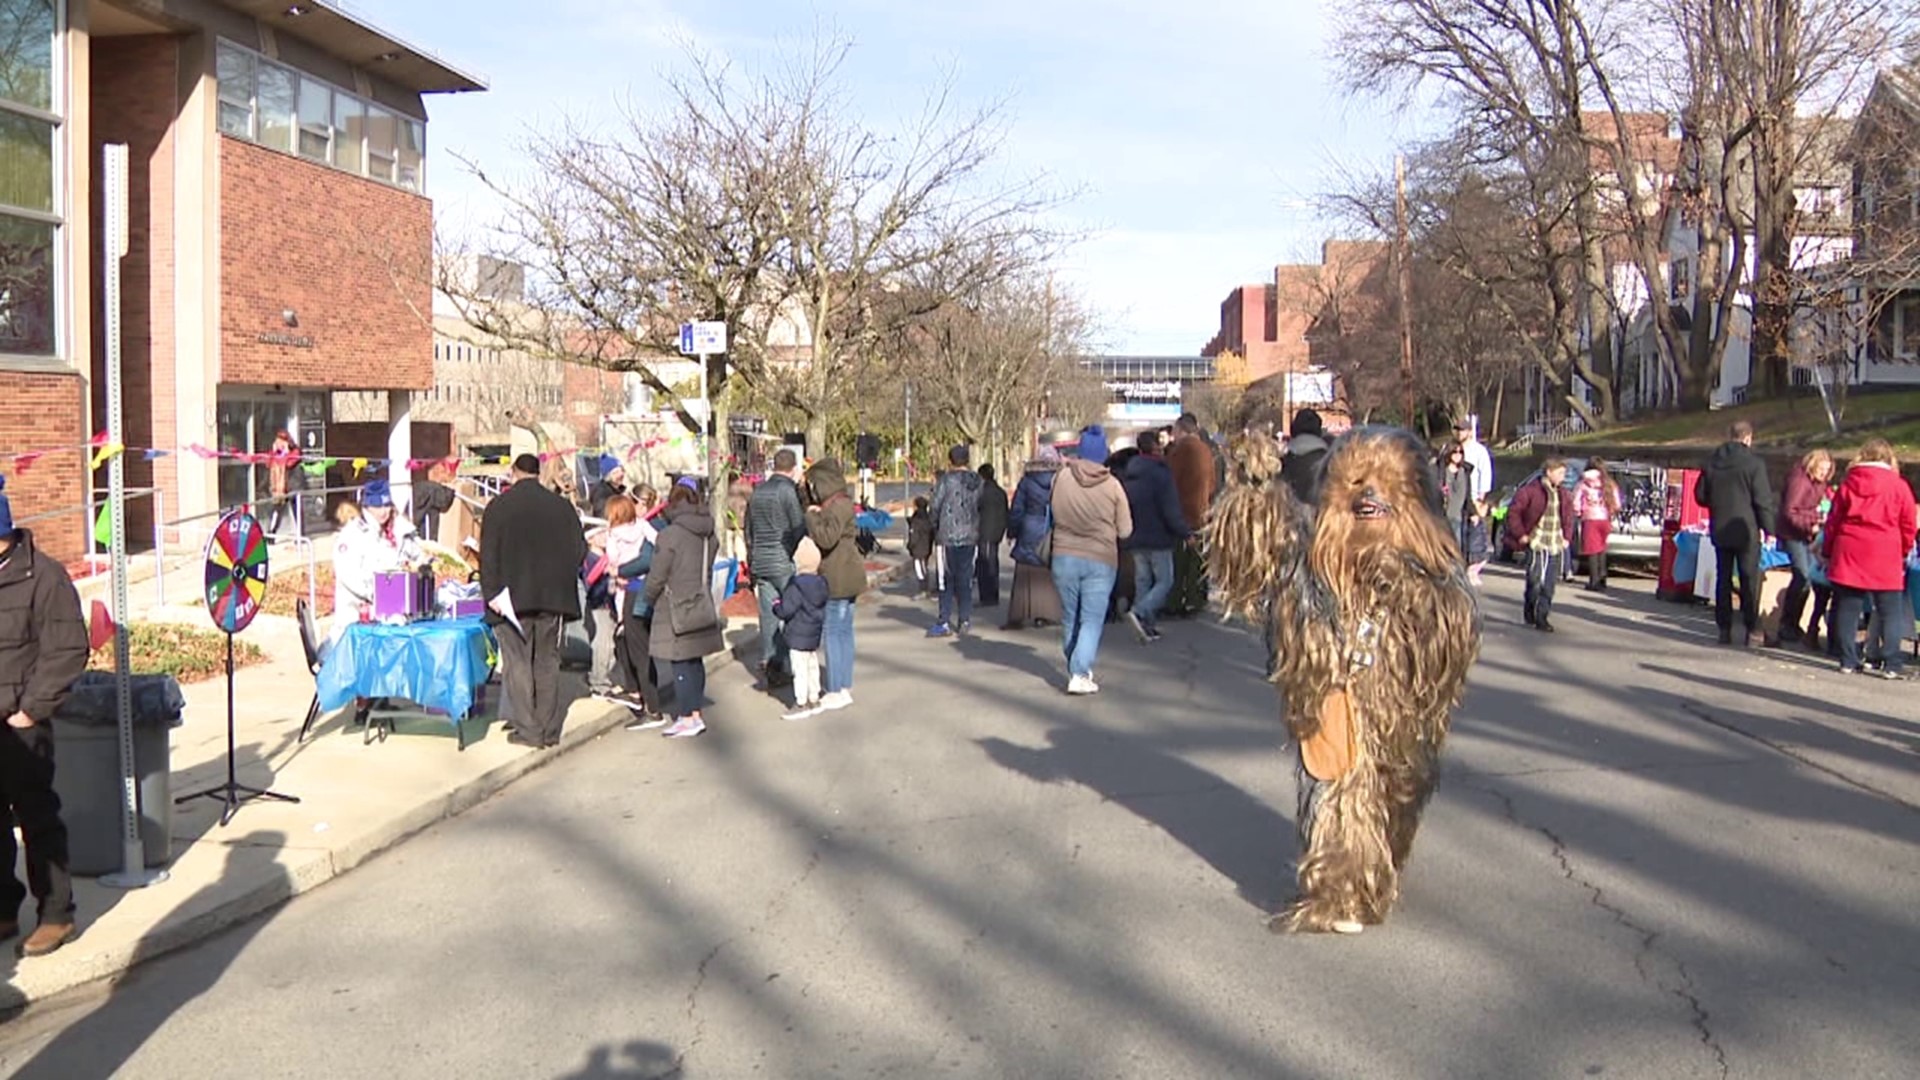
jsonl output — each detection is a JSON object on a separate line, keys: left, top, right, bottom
{"left": 0, "top": 475, "right": 12, "bottom": 535}
{"left": 600, "top": 453, "right": 623, "bottom": 478}
{"left": 1078, "top": 424, "right": 1110, "bottom": 465}
{"left": 361, "top": 478, "right": 393, "bottom": 508}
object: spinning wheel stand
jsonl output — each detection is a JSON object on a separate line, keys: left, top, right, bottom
{"left": 175, "top": 510, "right": 299, "bottom": 827}
{"left": 176, "top": 635, "right": 300, "bottom": 827}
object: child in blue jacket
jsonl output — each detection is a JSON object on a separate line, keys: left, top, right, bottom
{"left": 775, "top": 538, "right": 830, "bottom": 720}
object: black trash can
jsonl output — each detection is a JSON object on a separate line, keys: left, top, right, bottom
{"left": 50, "top": 672, "right": 185, "bottom": 875}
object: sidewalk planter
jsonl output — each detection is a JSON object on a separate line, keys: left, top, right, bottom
{"left": 51, "top": 672, "right": 187, "bottom": 874}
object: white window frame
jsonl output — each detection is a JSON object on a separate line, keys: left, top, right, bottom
{"left": 0, "top": 0, "right": 66, "bottom": 365}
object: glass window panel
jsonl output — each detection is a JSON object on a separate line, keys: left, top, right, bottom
{"left": 0, "top": 0, "right": 55, "bottom": 112}
{"left": 297, "top": 76, "right": 331, "bottom": 161}
{"left": 397, "top": 119, "right": 424, "bottom": 191}
{"left": 332, "top": 91, "right": 363, "bottom": 173}
{"left": 256, "top": 63, "right": 295, "bottom": 152}
{"left": 216, "top": 43, "right": 256, "bottom": 140}
{"left": 0, "top": 110, "right": 53, "bottom": 212}
{"left": 0, "top": 214, "right": 55, "bottom": 355}
{"left": 366, "top": 105, "right": 397, "bottom": 182}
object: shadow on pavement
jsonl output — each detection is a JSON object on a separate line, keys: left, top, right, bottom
{"left": 553, "top": 1039, "right": 683, "bottom": 1079}
{"left": 979, "top": 725, "right": 1296, "bottom": 912}
{"left": 3, "top": 832, "right": 294, "bottom": 1078}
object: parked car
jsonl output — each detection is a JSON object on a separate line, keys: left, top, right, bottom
{"left": 1490, "top": 462, "right": 1665, "bottom": 563}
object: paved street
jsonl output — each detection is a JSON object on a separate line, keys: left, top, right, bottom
{"left": 2, "top": 566, "right": 1916, "bottom": 1079}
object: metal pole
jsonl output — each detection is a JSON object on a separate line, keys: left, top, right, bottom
{"left": 1395, "top": 154, "right": 1417, "bottom": 429}
{"left": 101, "top": 144, "right": 167, "bottom": 889}
{"left": 698, "top": 351, "right": 711, "bottom": 481}
{"left": 152, "top": 488, "right": 165, "bottom": 608}
{"left": 903, "top": 380, "right": 913, "bottom": 507}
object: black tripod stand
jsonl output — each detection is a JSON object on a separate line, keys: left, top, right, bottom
{"left": 176, "top": 633, "right": 299, "bottom": 827}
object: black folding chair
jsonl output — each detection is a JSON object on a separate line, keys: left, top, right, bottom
{"left": 296, "top": 597, "right": 324, "bottom": 742}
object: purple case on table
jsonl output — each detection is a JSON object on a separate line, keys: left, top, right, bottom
{"left": 373, "top": 570, "right": 433, "bottom": 621}
{"left": 450, "top": 598, "right": 485, "bottom": 620}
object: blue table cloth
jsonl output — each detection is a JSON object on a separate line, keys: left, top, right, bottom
{"left": 317, "top": 617, "right": 496, "bottom": 724}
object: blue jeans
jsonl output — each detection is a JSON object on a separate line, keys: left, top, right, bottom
{"left": 755, "top": 575, "right": 791, "bottom": 675}
{"left": 1131, "top": 547, "right": 1176, "bottom": 625}
{"left": 824, "top": 598, "right": 856, "bottom": 693}
{"left": 1053, "top": 554, "right": 1118, "bottom": 678}
{"left": 671, "top": 658, "right": 707, "bottom": 719}
{"left": 1778, "top": 538, "right": 1814, "bottom": 641}
{"left": 939, "top": 543, "right": 977, "bottom": 626}
{"left": 1833, "top": 586, "right": 1905, "bottom": 674}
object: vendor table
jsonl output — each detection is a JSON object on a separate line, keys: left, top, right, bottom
{"left": 317, "top": 617, "right": 496, "bottom": 748}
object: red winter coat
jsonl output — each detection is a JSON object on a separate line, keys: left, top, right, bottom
{"left": 1822, "top": 463, "right": 1917, "bottom": 593}
{"left": 1505, "top": 479, "right": 1576, "bottom": 552}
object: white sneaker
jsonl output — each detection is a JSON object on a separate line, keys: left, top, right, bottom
{"left": 662, "top": 715, "right": 707, "bottom": 738}
{"left": 818, "top": 690, "right": 853, "bottom": 711}
{"left": 1066, "top": 674, "right": 1099, "bottom": 695}
{"left": 781, "top": 705, "right": 820, "bottom": 721}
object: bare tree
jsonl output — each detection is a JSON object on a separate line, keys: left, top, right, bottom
{"left": 443, "top": 33, "right": 1066, "bottom": 500}
{"left": 892, "top": 271, "right": 1101, "bottom": 470}
{"left": 1334, "top": 0, "right": 1635, "bottom": 425}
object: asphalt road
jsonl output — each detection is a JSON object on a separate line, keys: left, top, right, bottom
{"left": 2, "top": 566, "right": 1916, "bottom": 1079}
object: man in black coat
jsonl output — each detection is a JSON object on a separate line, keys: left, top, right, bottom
{"left": 1695, "top": 420, "right": 1778, "bottom": 647}
{"left": 0, "top": 480, "right": 89, "bottom": 958}
{"left": 482, "top": 454, "right": 590, "bottom": 747}
{"left": 745, "top": 449, "right": 808, "bottom": 689}
{"left": 975, "top": 464, "right": 1010, "bottom": 607}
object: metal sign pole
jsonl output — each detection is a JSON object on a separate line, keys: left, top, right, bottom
{"left": 100, "top": 144, "right": 167, "bottom": 889}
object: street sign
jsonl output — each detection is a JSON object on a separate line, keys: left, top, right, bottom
{"left": 679, "top": 321, "right": 727, "bottom": 355}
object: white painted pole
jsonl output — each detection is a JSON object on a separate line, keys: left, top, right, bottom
{"left": 101, "top": 144, "right": 168, "bottom": 889}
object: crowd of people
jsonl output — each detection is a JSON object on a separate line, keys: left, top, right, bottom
{"left": 1497, "top": 421, "right": 1919, "bottom": 674}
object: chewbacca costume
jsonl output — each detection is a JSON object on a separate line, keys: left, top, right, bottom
{"left": 1206, "top": 426, "right": 1480, "bottom": 934}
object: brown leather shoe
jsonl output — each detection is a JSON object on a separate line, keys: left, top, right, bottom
{"left": 19, "top": 921, "right": 74, "bottom": 958}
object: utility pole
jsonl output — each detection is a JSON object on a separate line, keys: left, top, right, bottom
{"left": 1274, "top": 266, "right": 1290, "bottom": 434}
{"left": 1395, "top": 154, "right": 1417, "bottom": 429}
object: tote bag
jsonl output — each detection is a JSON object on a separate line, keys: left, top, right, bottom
{"left": 666, "top": 534, "right": 721, "bottom": 636}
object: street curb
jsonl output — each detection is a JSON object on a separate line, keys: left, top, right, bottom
{"left": 16, "top": 562, "right": 913, "bottom": 1013}
{"left": 6, "top": 617, "right": 759, "bottom": 1016}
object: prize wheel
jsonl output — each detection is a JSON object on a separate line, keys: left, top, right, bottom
{"left": 204, "top": 511, "right": 270, "bottom": 634}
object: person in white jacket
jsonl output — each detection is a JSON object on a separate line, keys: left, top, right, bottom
{"left": 1453, "top": 417, "right": 1494, "bottom": 502}
{"left": 331, "top": 478, "right": 427, "bottom": 644}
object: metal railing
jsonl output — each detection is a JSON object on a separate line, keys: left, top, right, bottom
{"left": 16, "top": 488, "right": 169, "bottom": 608}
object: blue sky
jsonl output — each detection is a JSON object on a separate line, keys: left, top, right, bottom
{"left": 365, "top": 0, "right": 1417, "bottom": 354}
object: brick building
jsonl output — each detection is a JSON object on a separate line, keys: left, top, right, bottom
{"left": 0, "top": 0, "right": 482, "bottom": 560}
{"left": 1200, "top": 281, "right": 1307, "bottom": 384}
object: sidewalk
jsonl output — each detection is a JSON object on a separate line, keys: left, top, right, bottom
{"left": 4, "top": 552, "right": 908, "bottom": 1013}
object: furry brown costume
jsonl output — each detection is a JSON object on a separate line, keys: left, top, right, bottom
{"left": 1206, "top": 426, "right": 1479, "bottom": 934}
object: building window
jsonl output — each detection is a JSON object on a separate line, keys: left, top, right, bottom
{"left": 296, "top": 76, "right": 331, "bottom": 162}
{"left": 214, "top": 39, "right": 424, "bottom": 192}
{"left": 366, "top": 105, "right": 396, "bottom": 182}
{"left": 215, "top": 43, "right": 254, "bottom": 138}
{"left": 256, "top": 62, "right": 296, "bottom": 152}
{"left": 0, "top": 0, "right": 59, "bottom": 359}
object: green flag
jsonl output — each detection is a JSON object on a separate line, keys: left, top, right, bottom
{"left": 92, "top": 502, "right": 112, "bottom": 547}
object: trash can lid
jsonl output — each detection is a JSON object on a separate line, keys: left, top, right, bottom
{"left": 52, "top": 672, "right": 187, "bottom": 729}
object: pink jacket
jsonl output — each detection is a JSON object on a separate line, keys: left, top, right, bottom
{"left": 1575, "top": 472, "right": 1617, "bottom": 523}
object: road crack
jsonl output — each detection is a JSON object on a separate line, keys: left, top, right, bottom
{"left": 672, "top": 938, "right": 730, "bottom": 1076}
{"left": 1460, "top": 775, "right": 1729, "bottom": 1079}
{"left": 1678, "top": 700, "right": 1919, "bottom": 815}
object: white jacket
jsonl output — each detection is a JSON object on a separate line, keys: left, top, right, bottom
{"left": 332, "top": 512, "right": 425, "bottom": 637}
